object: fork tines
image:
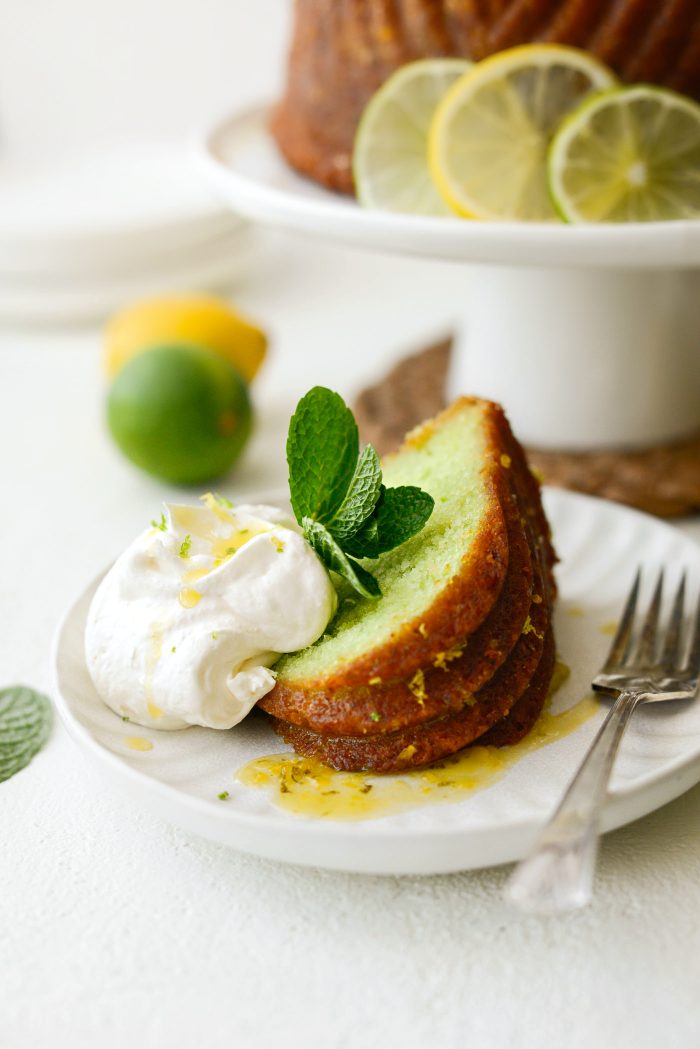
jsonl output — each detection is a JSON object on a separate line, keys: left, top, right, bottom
{"left": 604, "top": 568, "right": 700, "bottom": 674}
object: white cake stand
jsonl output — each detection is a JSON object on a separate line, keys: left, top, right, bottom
{"left": 197, "top": 105, "right": 700, "bottom": 451}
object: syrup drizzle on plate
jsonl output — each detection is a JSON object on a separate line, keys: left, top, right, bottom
{"left": 236, "top": 663, "right": 599, "bottom": 821}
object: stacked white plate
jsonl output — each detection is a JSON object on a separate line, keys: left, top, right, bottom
{"left": 0, "top": 142, "right": 252, "bottom": 323}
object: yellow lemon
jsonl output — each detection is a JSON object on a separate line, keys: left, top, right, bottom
{"left": 104, "top": 295, "right": 267, "bottom": 383}
{"left": 429, "top": 44, "right": 616, "bottom": 221}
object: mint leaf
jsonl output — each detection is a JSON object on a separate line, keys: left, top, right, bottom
{"left": 342, "top": 513, "right": 379, "bottom": 560}
{"left": 303, "top": 519, "right": 381, "bottom": 600}
{"left": 0, "top": 686, "right": 52, "bottom": 783}
{"left": 375, "top": 486, "right": 435, "bottom": 553}
{"left": 342, "top": 559, "right": 382, "bottom": 599}
{"left": 287, "top": 387, "right": 359, "bottom": 524}
{"left": 339, "top": 485, "right": 434, "bottom": 559}
{"left": 286, "top": 388, "right": 435, "bottom": 601}
{"left": 327, "top": 444, "right": 382, "bottom": 542}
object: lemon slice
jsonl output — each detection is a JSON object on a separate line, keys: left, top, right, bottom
{"left": 429, "top": 44, "right": 616, "bottom": 221}
{"left": 353, "top": 58, "right": 472, "bottom": 215}
{"left": 548, "top": 85, "right": 700, "bottom": 223}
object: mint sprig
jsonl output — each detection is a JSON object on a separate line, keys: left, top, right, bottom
{"left": 326, "top": 444, "right": 382, "bottom": 542}
{"left": 302, "top": 519, "right": 381, "bottom": 600}
{"left": 0, "top": 686, "right": 52, "bottom": 783}
{"left": 287, "top": 387, "right": 359, "bottom": 523}
{"left": 287, "top": 387, "right": 434, "bottom": 598}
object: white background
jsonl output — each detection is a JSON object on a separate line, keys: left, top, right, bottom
{"left": 1, "top": 3, "right": 700, "bottom": 1048}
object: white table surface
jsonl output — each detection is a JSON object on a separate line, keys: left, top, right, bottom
{"left": 2, "top": 228, "right": 700, "bottom": 1049}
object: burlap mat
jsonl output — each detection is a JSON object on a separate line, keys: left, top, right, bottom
{"left": 354, "top": 339, "right": 700, "bottom": 519}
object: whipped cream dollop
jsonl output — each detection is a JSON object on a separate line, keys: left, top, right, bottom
{"left": 85, "top": 496, "right": 337, "bottom": 730}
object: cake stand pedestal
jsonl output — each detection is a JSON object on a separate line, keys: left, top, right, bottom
{"left": 461, "top": 264, "right": 700, "bottom": 449}
{"left": 198, "top": 105, "right": 700, "bottom": 452}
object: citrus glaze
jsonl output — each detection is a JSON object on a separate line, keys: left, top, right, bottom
{"left": 236, "top": 664, "right": 600, "bottom": 821}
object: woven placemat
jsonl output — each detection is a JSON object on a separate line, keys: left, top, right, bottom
{"left": 354, "top": 338, "right": 700, "bottom": 519}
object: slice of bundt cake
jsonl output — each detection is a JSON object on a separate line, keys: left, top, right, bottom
{"left": 272, "top": 623, "right": 554, "bottom": 773}
{"left": 260, "top": 398, "right": 557, "bottom": 772}
{"left": 272, "top": 0, "right": 700, "bottom": 193}
{"left": 260, "top": 475, "right": 532, "bottom": 735}
{"left": 260, "top": 417, "right": 536, "bottom": 736}
{"left": 269, "top": 399, "right": 514, "bottom": 696}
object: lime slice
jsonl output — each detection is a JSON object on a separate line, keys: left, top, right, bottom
{"left": 429, "top": 44, "right": 616, "bottom": 221}
{"left": 548, "top": 85, "right": 700, "bottom": 223}
{"left": 353, "top": 58, "right": 472, "bottom": 215}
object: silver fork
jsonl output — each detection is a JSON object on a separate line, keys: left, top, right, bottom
{"left": 506, "top": 567, "right": 700, "bottom": 914}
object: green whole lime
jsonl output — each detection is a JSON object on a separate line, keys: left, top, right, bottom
{"left": 107, "top": 343, "right": 253, "bottom": 485}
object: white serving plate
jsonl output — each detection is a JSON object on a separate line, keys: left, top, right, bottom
{"left": 0, "top": 228, "right": 254, "bottom": 324}
{"left": 0, "top": 140, "right": 255, "bottom": 323}
{"left": 0, "top": 142, "right": 244, "bottom": 272}
{"left": 53, "top": 488, "right": 700, "bottom": 876}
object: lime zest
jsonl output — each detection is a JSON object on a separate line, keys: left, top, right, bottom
{"left": 212, "top": 492, "right": 234, "bottom": 509}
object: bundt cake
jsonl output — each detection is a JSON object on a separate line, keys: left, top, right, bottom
{"left": 259, "top": 398, "right": 558, "bottom": 773}
{"left": 271, "top": 0, "right": 700, "bottom": 193}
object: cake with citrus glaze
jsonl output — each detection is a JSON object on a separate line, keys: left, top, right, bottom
{"left": 271, "top": 0, "right": 700, "bottom": 193}
{"left": 259, "top": 398, "right": 557, "bottom": 773}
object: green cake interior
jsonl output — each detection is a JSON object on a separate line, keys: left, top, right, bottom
{"left": 276, "top": 405, "right": 495, "bottom": 684}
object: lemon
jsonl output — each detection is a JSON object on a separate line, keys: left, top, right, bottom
{"left": 548, "top": 85, "right": 700, "bottom": 223}
{"left": 353, "top": 58, "right": 472, "bottom": 215}
{"left": 429, "top": 44, "right": 616, "bottom": 221}
{"left": 105, "top": 295, "right": 267, "bottom": 383}
{"left": 107, "top": 344, "right": 252, "bottom": 485}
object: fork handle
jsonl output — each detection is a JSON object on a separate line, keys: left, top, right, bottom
{"left": 506, "top": 690, "right": 643, "bottom": 913}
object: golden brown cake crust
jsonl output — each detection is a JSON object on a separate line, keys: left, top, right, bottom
{"left": 262, "top": 396, "right": 557, "bottom": 771}
{"left": 260, "top": 405, "right": 553, "bottom": 737}
{"left": 478, "top": 625, "right": 555, "bottom": 747}
{"left": 272, "top": 0, "right": 700, "bottom": 193}
{"left": 271, "top": 622, "right": 553, "bottom": 773}
{"left": 269, "top": 438, "right": 555, "bottom": 773}
{"left": 261, "top": 458, "right": 533, "bottom": 735}
{"left": 274, "top": 398, "right": 512, "bottom": 693}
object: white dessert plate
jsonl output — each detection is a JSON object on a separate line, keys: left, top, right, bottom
{"left": 198, "top": 104, "right": 700, "bottom": 270}
{"left": 53, "top": 488, "right": 700, "bottom": 876}
{"left": 0, "top": 142, "right": 245, "bottom": 273}
{"left": 0, "top": 227, "right": 254, "bottom": 324}
{"left": 0, "top": 141, "right": 255, "bottom": 323}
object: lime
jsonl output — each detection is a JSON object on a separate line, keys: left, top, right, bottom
{"left": 107, "top": 344, "right": 252, "bottom": 485}
{"left": 548, "top": 85, "right": 700, "bottom": 223}
{"left": 104, "top": 295, "right": 267, "bottom": 383}
{"left": 429, "top": 44, "right": 616, "bottom": 221}
{"left": 353, "top": 58, "right": 472, "bottom": 215}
